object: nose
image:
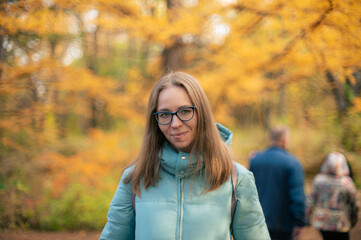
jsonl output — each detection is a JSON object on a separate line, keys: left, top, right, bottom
{"left": 171, "top": 114, "right": 182, "bottom": 128}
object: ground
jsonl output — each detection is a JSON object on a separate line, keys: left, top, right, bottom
{"left": 0, "top": 224, "right": 360, "bottom": 240}
{"left": 0, "top": 231, "right": 101, "bottom": 240}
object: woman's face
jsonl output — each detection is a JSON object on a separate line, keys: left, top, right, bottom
{"left": 156, "top": 86, "right": 197, "bottom": 153}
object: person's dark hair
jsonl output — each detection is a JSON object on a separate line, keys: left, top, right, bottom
{"left": 268, "top": 125, "right": 289, "bottom": 143}
{"left": 269, "top": 125, "right": 289, "bottom": 143}
{"left": 124, "top": 72, "right": 233, "bottom": 196}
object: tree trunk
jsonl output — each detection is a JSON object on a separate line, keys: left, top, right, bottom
{"left": 163, "top": 41, "right": 184, "bottom": 72}
{"left": 278, "top": 82, "right": 286, "bottom": 118}
{"left": 162, "top": 0, "right": 184, "bottom": 72}
{"left": 167, "top": 0, "right": 182, "bottom": 8}
{"left": 0, "top": 33, "right": 4, "bottom": 80}
{"left": 87, "top": 28, "right": 99, "bottom": 128}
{"left": 351, "top": 69, "right": 361, "bottom": 96}
{"left": 326, "top": 70, "right": 347, "bottom": 118}
{"left": 0, "top": 30, "right": 4, "bottom": 141}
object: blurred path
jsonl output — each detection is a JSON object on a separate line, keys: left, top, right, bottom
{"left": 0, "top": 226, "right": 360, "bottom": 240}
{"left": 0, "top": 231, "right": 100, "bottom": 240}
{"left": 302, "top": 224, "right": 360, "bottom": 240}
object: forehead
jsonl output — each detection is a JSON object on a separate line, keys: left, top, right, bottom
{"left": 157, "top": 86, "right": 192, "bottom": 110}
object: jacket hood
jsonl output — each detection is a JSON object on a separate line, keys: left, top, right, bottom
{"left": 160, "top": 123, "right": 232, "bottom": 178}
{"left": 216, "top": 123, "right": 233, "bottom": 145}
{"left": 320, "top": 152, "right": 350, "bottom": 176}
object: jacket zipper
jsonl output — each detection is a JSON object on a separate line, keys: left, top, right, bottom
{"left": 177, "top": 178, "right": 184, "bottom": 240}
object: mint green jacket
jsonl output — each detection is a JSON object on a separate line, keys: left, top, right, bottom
{"left": 100, "top": 124, "right": 270, "bottom": 240}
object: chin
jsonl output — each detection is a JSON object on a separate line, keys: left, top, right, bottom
{"left": 177, "top": 143, "right": 193, "bottom": 152}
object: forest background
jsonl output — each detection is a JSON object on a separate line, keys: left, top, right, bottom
{"left": 1, "top": 0, "right": 361, "bottom": 231}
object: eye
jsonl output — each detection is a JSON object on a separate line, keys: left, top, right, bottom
{"left": 179, "top": 109, "right": 191, "bottom": 115}
{"left": 159, "top": 112, "right": 171, "bottom": 119}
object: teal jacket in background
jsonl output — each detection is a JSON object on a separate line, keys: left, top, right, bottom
{"left": 99, "top": 124, "right": 270, "bottom": 240}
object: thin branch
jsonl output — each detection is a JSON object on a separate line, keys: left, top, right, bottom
{"left": 232, "top": 3, "right": 280, "bottom": 17}
{"left": 262, "top": 0, "right": 334, "bottom": 67}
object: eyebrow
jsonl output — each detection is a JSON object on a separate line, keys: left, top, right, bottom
{"left": 157, "top": 105, "right": 193, "bottom": 112}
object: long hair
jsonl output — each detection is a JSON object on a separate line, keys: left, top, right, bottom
{"left": 124, "top": 72, "right": 233, "bottom": 196}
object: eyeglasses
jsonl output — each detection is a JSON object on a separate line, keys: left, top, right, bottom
{"left": 153, "top": 106, "right": 196, "bottom": 125}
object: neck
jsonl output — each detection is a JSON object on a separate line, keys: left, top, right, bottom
{"left": 271, "top": 142, "right": 286, "bottom": 149}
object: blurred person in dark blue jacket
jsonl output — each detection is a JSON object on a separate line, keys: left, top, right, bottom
{"left": 249, "top": 126, "right": 307, "bottom": 240}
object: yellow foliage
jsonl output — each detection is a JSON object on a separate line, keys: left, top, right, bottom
{"left": 36, "top": 128, "right": 139, "bottom": 197}
{"left": 352, "top": 97, "right": 361, "bottom": 113}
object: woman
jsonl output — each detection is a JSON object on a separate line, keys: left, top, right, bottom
{"left": 99, "top": 72, "right": 270, "bottom": 240}
{"left": 306, "top": 152, "right": 359, "bottom": 240}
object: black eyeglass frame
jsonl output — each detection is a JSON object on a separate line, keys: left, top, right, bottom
{"left": 153, "top": 106, "right": 196, "bottom": 125}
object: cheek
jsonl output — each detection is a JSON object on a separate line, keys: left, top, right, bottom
{"left": 189, "top": 120, "right": 198, "bottom": 137}
{"left": 158, "top": 125, "right": 168, "bottom": 136}
{"left": 191, "top": 117, "right": 198, "bottom": 131}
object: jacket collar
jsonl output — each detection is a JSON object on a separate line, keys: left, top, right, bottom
{"left": 160, "top": 123, "right": 232, "bottom": 179}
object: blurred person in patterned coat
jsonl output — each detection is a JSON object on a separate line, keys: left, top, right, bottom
{"left": 306, "top": 152, "right": 359, "bottom": 240}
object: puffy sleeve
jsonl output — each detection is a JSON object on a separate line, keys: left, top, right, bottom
{"left": 99, "top": 168, "right": 135, "bottom": 240}
{"left": 232, "top": 165, "right": 270, "bottom": 240}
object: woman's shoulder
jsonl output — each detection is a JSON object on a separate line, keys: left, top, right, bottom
{"left": 313, "top": 174, "right": 356, "bottom": 188}
{"left": 314, "top": 173, "right": 329, "bottom": 182}
{"left": 233, "top": 161, "right": 254, "bottom": 183}
{"left": 340, "top": 175, "right": 357, "bottom": 189}
{"left": 120, "top": 165, "right": 135, "bottom": 181}
{"left": 232, "top": 162, "right": 261, "bottom": 201}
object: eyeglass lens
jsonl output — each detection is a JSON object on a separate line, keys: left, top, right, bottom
{"left": 155, "top": 107, "right": 194, "bottom": 125}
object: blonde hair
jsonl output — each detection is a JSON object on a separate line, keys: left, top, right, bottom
{"left": 124, "top": 72, "right": 233, "bottom": 196}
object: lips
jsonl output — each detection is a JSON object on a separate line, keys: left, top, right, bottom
{"left": 172, "top": 132, "right": 187, "bottom": 139}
